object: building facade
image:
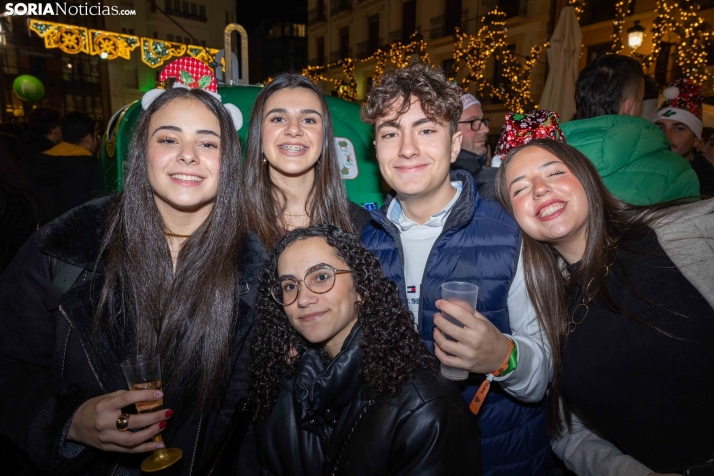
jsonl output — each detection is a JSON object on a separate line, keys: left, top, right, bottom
{"left": 1, "top": 0, "right": 236, "bottom": 125}
{"left": 306, "top": 0, "right": 714, "bottom": 133}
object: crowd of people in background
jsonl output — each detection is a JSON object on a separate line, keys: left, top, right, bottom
{"left": 0, "top": 53, "right": 712, "bottom": 476}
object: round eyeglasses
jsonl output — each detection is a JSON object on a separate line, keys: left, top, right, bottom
{"left": 458, "top": 117, "right": 490, "bottom": 131}
{"left": 271, "top": 264, "right": 352, "bottom": 306}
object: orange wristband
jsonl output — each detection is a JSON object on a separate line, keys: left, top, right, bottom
{"left": 468, "top": 338, "right": 515, "bottom": 415}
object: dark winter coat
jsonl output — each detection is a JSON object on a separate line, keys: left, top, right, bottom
{"left": 23, "top": 141, "right": 100, "bottom": 222}
{"left": 360, "top": 170, "right": 550, "bottom": 476}
{"left": 256, "top": 323, "right": 481, "bottom": 475}
{"left": 0, "top": 197, "right": 266, "bottom": 475}
{"left": 451, "top": 148, "right": 498, "bottom": 200}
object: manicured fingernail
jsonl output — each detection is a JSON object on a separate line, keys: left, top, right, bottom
{"left": 159, "top": 421, "right": 167, "bottom": 429}
{"left": 165, "top": 409, "right": 174, "bottom": 418}
{"left": 156, "top": 443, "right": 165, "bottom": 449}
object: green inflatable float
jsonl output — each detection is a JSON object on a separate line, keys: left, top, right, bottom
{"left": 100, "top": 85, "right": 383, "bottom": 208}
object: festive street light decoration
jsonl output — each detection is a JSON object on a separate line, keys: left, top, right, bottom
{"left": 630, "top": 0, "right": 710, "bottom": 86}
{"left": 627, "top": 20, "right": 646, "bottom": 49}
{"left": 28, "top": 19, "right": 218, "bottom": 69}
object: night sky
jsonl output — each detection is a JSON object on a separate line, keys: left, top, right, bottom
{"left": 237, "top": 0, "right": 307, "bottom": 36}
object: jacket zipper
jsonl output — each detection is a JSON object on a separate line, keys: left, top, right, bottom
{"left": 58, "top": 305, "right": 106, "bottom": 393}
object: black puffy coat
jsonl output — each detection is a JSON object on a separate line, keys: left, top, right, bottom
{"left": 0, "top": 197, "right": 266, "bottom": 475}
{"left": 256, "top": 323, "right": 481, "bottom": 476}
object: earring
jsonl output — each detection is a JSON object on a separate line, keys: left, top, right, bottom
{"left": 262, "top": 153, "right": 267, "bottom": 165}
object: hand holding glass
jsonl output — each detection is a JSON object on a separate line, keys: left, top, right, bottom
{"left": 120, "top": 354, "right": 182, "bottom": 472}
{"left": 439, "top": 282, "right": 479, "bottom": 381}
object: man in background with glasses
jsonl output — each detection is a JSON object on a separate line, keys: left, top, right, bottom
{"left": 451, "top": 93, "right": 498, "bottom": 200}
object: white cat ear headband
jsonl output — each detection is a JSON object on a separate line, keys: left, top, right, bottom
{"left": 141, "top": 56, "right": 243, "bottom": 131}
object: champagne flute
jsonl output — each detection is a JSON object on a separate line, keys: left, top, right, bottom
{"left": 120, "top": 354, "right": 182, "bottom": 472}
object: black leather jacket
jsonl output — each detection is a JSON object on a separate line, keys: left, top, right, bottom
{"left": 0, "top": 197, "right": 266, "bottom": 475}
{"left": 256, "top": 323, "right": 481, "bottom": 475}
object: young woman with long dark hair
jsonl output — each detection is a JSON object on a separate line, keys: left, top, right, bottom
{"left": 243, "top": 73, "right": 369, "bottom": 249}
{"left": 0, "top": 85, "right": 265, "bottom": 475}
{"left": 494, "top": 139, "right": 714, "bottom": 474}
{"left": 249, "top": 224, "right": 480, "bottom": 475}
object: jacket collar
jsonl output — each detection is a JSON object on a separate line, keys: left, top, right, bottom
{"left": 42, "top": 141, "right": 93, "bottom": 157}
{"left": 294, "top": 322, "right": 365, "bottom": 425}
{"left": 452, "top": 148, "right": 487, "bottom": 175}
{"left": 37, "top": 196, "right": 112, "bottom": 270}
{"left": 371, "top": 169, "right": 478, "bottom": 235}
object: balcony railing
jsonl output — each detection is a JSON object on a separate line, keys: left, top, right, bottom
{"left": 329, "top": 48, "right": 353, "bottom": 63}
{"left": 356, "top": 38, "right": 383, "bottom": 58}
{"left": 481, "top": 0, "right": 527, "bottom": 18}
{"left": 498, "top": 0, "right": 527, "bottom": 18}
{"left": 308, "top": 6, "right": 327, "bottom": 25}
{"left": 162, "top": 7, "right": 207, "bottom": 22}
{"left": 428, "top": 10, "right": 469, "bottom": 40}
{"left": 388, "top": 27, "right": 422, "bottom": 44}
{"left": 330, "top": 0, "right": 353, "bottom": 16}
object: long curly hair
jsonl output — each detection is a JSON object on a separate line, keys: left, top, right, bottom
{"left": 250, "top": 224, "right": 434, "bottom": 420}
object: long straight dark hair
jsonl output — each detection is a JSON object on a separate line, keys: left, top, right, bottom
{"left": 96, "top": 87, "right": 246, "bottom": 411}
{"left": 494, "top": 139, "right": 693, "bottom": 433}
{"left": 243, "top": 73, "right": 355, "bottom": 249}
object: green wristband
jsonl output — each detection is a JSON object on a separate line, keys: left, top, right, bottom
{"left": 500, "top": 339, "right": 518, "bottom": 376}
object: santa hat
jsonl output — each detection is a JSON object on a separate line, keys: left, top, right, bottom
{"left": 492, "top": 110, "right": 566, "bottom": 163}
{"left": 653, "top": 77, "right": 702, "bottom": 139}
{"left": 141, "top": 57, "right": 243, "bottom": 131}
{"left": 461, "top": 93, "right": 481, "bottom": 111}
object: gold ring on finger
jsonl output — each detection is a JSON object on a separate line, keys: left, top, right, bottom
{"left": 115, "top": 413, "right": 130, "bottom": 431}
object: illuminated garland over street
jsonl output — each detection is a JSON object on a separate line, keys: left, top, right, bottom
{"left": 28, "top": 19, "right": 219, "bottom": 68}
{"left": 302, "top": 8, "right": 545, "bottom": 113}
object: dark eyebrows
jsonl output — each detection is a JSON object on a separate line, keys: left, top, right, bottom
{"left": 508, "top": 160, "right": 564, "bottom": 188}
{"left": 300, "top": 109, "right": 322, "bottom": 117}
{"left": 265, "top": 107, "right": 323, "bottom": 118}
{"left": 196, "top": 129, "right": 220, "bottom": 138}
{"left": 150, "top": 125, "right": 219, "bottom": 138}
{"left": 377, "top": 119, "right": 400, "bottom": 131}
{"left": 413, "top": 117, "right": 433, "bottom": 127}
{"left": 151, "top": 125, "right": 181, "bottom": 136}
{"left": 377, "top": 116, "right": 436, "bottom": 131}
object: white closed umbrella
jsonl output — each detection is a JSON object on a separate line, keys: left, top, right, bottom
{"left": 539, "top": 6, "right": 582, "bottom": 123}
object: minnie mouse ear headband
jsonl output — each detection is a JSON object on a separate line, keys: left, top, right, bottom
{"left": 141, "top": 57, "right": 243, "bottom": 131}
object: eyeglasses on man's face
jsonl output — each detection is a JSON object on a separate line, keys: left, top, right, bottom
{"left": 271, "top": 264, "right": 352, "bottom": 306}
{"left": 458, "top": 117, "right": 490, "bottom": 131}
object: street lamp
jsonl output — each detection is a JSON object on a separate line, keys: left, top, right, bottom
{"left": 627, "top": 20, "right": 645, "bottom": 49}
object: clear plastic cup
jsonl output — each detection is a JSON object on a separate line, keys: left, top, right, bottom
{"left": 440, "top": 281, "right": 479, "bottom": 381}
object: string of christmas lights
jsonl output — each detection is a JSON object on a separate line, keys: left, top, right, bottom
{"left": 630, "top": 0, "right": 710, "bottom": 85}
{"left": 611, "top": 0, "right": 633, "bottom": 53}
{"left": 302, "top": 8, "right": 546, "bottom": 113}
